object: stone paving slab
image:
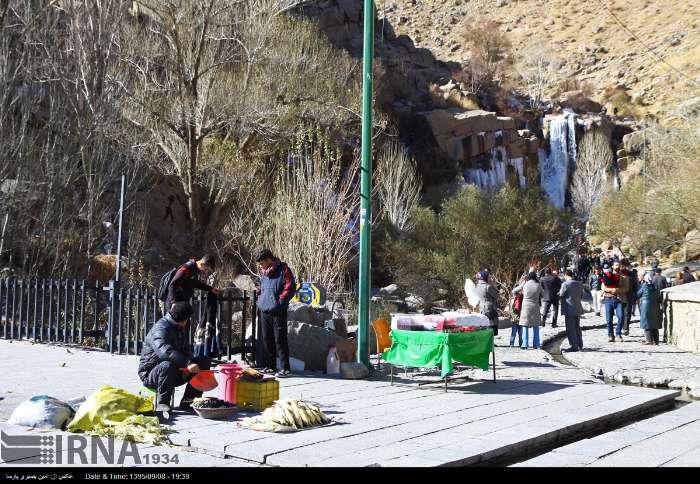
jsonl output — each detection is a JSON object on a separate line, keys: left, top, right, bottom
{"left": 0, "top": 338, "right": 686, "bottom": 467}
{"left": 257, "top": 384, "right": 679, "bottom": 467}
{"left": 227, "top": 378, "right": 599, "bottom": 464}
{"left": 0, "top": 421, "right": 260, "bottom": 468}
{"left": 661, "top": 447, "right": 700, "bottom": 467}
{"left": 514, "top": 401, "right": 700, "bottom": 467}
{"left": 558, "top": 313, "right": 700, "bottom": 396}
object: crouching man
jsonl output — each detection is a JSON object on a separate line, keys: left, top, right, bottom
{"left": 138, "top": 302, "right": 210, "bottom": 421}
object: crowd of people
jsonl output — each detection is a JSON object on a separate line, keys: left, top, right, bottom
{"left": 475, "top": 246, "right": 699, "bottom": 355}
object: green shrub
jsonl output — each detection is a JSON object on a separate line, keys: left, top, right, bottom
{"left": 380, "top": 185, "right": 573, "bottom": 308}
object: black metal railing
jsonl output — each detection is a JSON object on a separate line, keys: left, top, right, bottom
{"left": 0, "top": 277, "right": 256, "bottom": 362}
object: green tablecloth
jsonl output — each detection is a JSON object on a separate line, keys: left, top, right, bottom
{"left": 382, "top": 329, "right": 494, "bottom": 378}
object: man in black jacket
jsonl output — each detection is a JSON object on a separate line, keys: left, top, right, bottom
{"left": 540, "top": 268, "right": 563, "bottom": 328}
{"left": 256, "top": 249, "right": 296, "bottom": 378}
{"left": 623, "top": 266, "right": 640, "bottom": 336}
{"left": 652, "top": 268, "right": 668, "bottom": 292}
{"left": 165, "top": 254, "right": 219, "bottom": 308}
{"left": 138, "top": 303, "right": 210, "bottom": 421}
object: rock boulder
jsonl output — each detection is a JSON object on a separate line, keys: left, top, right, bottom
{"left": 287, "top": 322, "right": 357, "bottom": 371}
{"left": 622, "top": 130, "right": 648, "bottom": 158}
{"left": 287, "top": 301, "right": 333, "bottom": 326}
{"left": 340, "top": 362, "right": 369, "bottom": 379}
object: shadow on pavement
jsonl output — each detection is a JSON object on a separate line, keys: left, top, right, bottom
{"left": 499, "top": 361, "right": 558, "bottom": 368}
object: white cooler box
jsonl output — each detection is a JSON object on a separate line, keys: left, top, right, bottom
{"left": 390, "top": 312, "right": 490, "bottom": 331}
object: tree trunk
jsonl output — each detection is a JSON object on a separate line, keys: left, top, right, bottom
{"left": 186, "top": 125, "right": 204, "bottom": 251}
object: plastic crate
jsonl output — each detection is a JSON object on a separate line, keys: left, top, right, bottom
{"left": 236, "top": 379, "right": 279, "bottom": 411}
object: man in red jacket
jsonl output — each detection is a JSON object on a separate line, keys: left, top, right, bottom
{"left": 165, "top": 254, "right": 220, "bottom": 308}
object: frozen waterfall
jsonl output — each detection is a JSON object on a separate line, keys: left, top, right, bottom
{"left": 464, "top": 146, "right": 526, "bottom": 191}
{"left": 539, "top": 113, "right": 576, "bottom": 208}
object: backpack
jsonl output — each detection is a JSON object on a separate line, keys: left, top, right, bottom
{"left": 157, "top": 266, "right": 179, "bottom": 302}
{"left": 513, "top": 292, "right": 523, "bottom": 312}
{"left": 485, "top": 307, "right": 499, "bottom": 320}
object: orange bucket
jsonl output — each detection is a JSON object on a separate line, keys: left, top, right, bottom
{"left": 181, "top": 369, "right": 219, "bottom": 392}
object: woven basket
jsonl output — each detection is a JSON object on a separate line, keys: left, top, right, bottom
{"left": 193, "top": 406, "right": 240, "bottom": 420}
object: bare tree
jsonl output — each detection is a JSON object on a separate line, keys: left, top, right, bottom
{"left": 460, "top": 19, "right": 512, "bottom": 88}
{"left": 457, "top": 57, "right": 491, "bottom": 96}
{"left": 0, "top": 1, "right": 144, "bottom": 277}
{"left": 518, "top": 46, "right": 558, "bottom": 109}
{"left": 229, "top": 127, "right": 360, "bottom": 293}
{"left": 113, "top": 0, "right": 361, "bottom": 250}
{"left": 572, "top": 128, "right": 612, "bottom": 226}
{"left": 377, "top": 140, "right": 422, "bottom": 232}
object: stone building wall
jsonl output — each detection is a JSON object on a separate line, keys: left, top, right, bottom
{"left": 662, "top": 282, "right": 700, "bottom": 354}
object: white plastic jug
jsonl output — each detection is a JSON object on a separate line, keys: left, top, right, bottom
{"left": 326, "top": 346, "right": 340, "bottom": 375}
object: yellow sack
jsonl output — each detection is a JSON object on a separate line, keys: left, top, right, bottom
{"left": 90, "top": 415, "right": 170, "bottom": 446}
{"left": 67, "top": 385, "right": 153, "bottom": 433}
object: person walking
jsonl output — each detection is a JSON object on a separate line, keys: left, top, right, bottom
{"left": 652, "top": 267, "right": 668, "bottom": 292}
{"left": 540, "top": 267, "right": 562, "bottom": 328}
{"left": 601, "top": 263, "right": 625, "bottom": 342}
{"left": 138, "top": 303, "right": 211, "bottom": 421}
{"left": 509, "top": 275, "right": 526, "bottom": 347}
{"left": 577, "top": 252, "right": 591, "bottom": 282}
{"left": 623, "top": 264, "right": 639, "bottom": 336}
{"left": 561, "top": 253, "right": 570, "bottom": 274}
{"left": 675, "top": 271, "right": 685, "bottom": 286}
{"left": 682, "top": 266, "right": 695, "bottom": 284}
{"left": 637, "top": 271, "right": 662, "bottom": 345}
{"left": 559, "top": 270, "right": 584, "bottom": 352}
{"left": 512, "top": 271, "right": 543, "bottom": 349}
{"left": 256, "top": 248, "right": 296, "bottom": 378}
{"left": 572, "top": 253, "right": 581, "bottom": 280}
{"left": 589, "top": 266, "right": 603, "bottom": 316}
{"left": 475, "top": 271, "right": 500, "bottom": 336}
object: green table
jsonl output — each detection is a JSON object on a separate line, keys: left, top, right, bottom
{"left": 382, "top": 329, "right": 496, "bottom": 389}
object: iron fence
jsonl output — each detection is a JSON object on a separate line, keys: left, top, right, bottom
{"left": 0, "top": 277, "right": 256, "bottom": 362}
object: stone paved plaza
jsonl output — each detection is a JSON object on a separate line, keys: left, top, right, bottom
{"left": 515, "top": 401, "right": 700, "bottom": 467}
{"left": 1, "top": 337, "right": 695, "bottom": 467}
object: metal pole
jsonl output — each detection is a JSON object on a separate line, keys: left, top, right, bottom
{"left": 357, "top": 0, "right": 375, "bottom": 369}
{"left": 115, "top": 174, "right": 126, "bottom": 283}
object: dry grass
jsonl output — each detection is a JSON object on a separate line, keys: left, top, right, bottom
{"left": 381, "top": 0, "right": 700, "bottom": 119}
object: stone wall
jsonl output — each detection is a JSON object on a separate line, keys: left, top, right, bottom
{"left": 421, "top": 109, "right": 540, "bottom": 166}
{"left": 662, "top": 282, "right": 700, "bottom": 354}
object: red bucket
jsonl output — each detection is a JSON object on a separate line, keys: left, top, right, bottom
{"left": 217, "top": 364, "right": 244, "bottom": 404}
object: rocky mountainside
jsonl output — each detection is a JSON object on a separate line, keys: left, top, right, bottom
{"left": 381, "top": 0, "right": 700, "bottom": 121}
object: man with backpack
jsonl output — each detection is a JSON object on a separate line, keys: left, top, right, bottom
{"left": 159, "top": 255, "right": 220, "bottom": 310}
{"left": 256, "top": 248, "right": 296, "bottom": 378}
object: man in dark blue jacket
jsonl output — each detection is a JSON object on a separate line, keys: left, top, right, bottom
{"left": 256, "top": 249, "right": 296, "bottom": 378}
{"left": 138, "top": 303, "right": 210, "bottom": 420}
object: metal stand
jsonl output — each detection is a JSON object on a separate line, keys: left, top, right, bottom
{"left": 492, "top": 345, "right": 497, "bottom": 383}
{"left": 387, "top": 332, "right": 497, "bottom": 391}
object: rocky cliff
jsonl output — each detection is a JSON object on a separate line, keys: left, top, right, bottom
{"left": 380, "top": 0, "right": 700, "bottom": 122}
{"left": 296, "top": 0, "right": 637, "bottom": 201}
